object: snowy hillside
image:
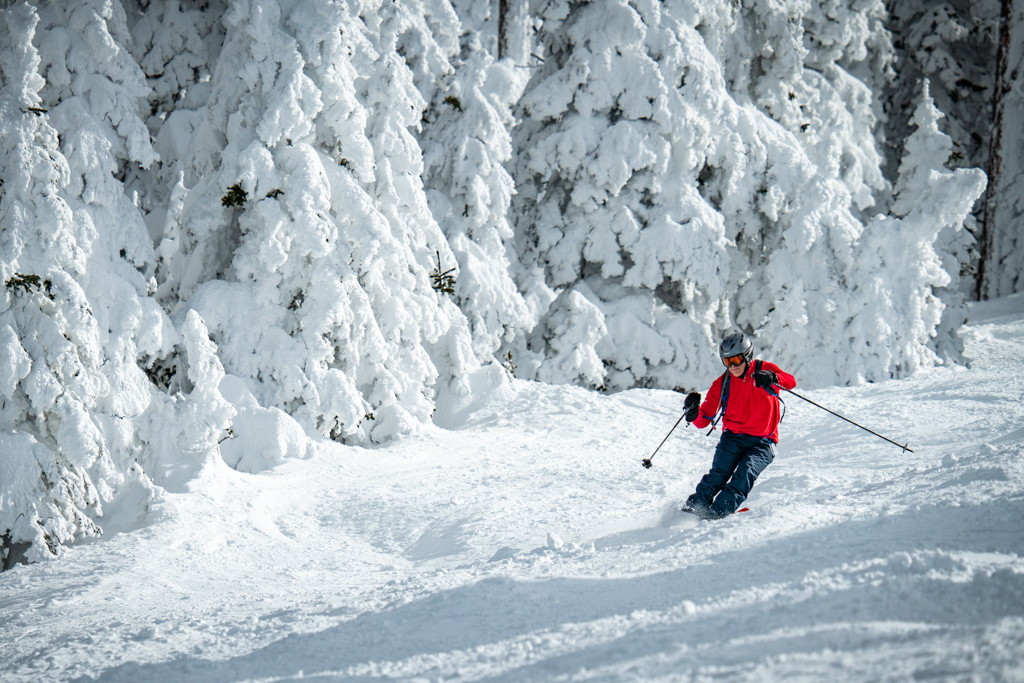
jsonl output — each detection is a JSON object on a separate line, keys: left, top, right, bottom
{"left": 1, "top": 294, "right": 1021, "bottom": 682}
{"left": 6, "top": 0, "right": 1022, "bottom": 568}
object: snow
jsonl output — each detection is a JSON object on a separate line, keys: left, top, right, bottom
{"left": 4, "top": 0, "right": 1011, "bottom": 569}
{"left": 507, "top": 0, "right": 984, "bottom": 393}
{"left": 1, "top": 0, "right": 1023, "bottom": 678}
{"left": 2, "top": 296, "right": 1022, "bottom": 682}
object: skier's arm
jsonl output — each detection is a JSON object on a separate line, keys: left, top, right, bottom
{"left": 691, "top": 377, "right": 722, "bottom": 429}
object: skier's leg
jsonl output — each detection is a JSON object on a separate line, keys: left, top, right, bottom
{"left": 687, "top": 432, "right": 744, "bottom": 511}
{"left": 708, "top": 437, "right": 775, "bottom": 517}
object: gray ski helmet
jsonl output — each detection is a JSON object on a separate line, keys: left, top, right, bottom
{"left": 719, "top": 332, "right": 753, "bottom": 361}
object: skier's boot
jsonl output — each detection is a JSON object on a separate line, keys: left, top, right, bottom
{"left": 681, "top": 494, "right": 711, "bottom": 517}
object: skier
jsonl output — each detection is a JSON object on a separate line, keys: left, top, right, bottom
{"left": 681, "top": 332, "right": 796, "bottom": 519}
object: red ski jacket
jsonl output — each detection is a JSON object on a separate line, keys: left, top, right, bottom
{"left": 691, "top": 360, "right": 796, "bottom": 443}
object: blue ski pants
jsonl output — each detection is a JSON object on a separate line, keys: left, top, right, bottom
{"left": 686, "top": 431, "right": 775, "bottom": 518}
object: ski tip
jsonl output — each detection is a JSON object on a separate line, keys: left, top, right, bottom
{"left": 736, "top": 507, "right": 750, "bottom": 513}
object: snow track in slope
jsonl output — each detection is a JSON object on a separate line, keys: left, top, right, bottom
{"left": 2, "top": 297, "right": 1023, "bottom": 682}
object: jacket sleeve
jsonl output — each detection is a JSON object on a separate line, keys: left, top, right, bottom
{"left": 763, "top": 361, "right": 796, "bottom": 391}
{"left": 691, "top": 376, "right": 722, "bottom": 429}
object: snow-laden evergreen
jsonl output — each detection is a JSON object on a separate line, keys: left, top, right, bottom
{"left": 883, "top": 0, "right": 998, "bottom": 297}
{"left": 0, "top": 0, "right": 1012, "bottom": 566}
{"left": 148, "top": 0, "right": 479, "bottom": 444}
{"left": 846, "top": 80, "right": 984, "bottom": 380}
{"left": 417, "top": 1, "right": 535, "bottom": 365}
{"left": 511, "top": 0, "right": 734, "bottom": 391}
{"left": 125, "top": 0, "right": 227, "bottom": 241}
{"left": 0, "top": 1, "right": 168, "bottom": 564}
{"left": 884, "top": 0, "right": 997, "bottom": 179}
{"left": 509, "top": 0, "right": 979, "bottom": 389}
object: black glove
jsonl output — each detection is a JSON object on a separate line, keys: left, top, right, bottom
{"left": 753, "top": 369, "right": 778, "bottom": 389}
{"left": 683, "top": 392, "right": 701, "bottom": 422}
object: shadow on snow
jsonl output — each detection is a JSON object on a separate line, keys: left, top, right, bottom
{"left": 73, "top": 497, "right": 1024, "bottom": 683}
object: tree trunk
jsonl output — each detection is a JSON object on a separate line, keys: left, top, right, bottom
{"left": 497, "top": 0, "right": 529, "bottom": 64}
{"left": 498, "top": 0, "right": 508, "bottom": 60}
{"left": 978, "top": 0, "right": 1024, "bottom": 300}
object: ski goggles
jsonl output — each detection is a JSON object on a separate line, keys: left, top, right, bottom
{"left": 722, "top": 354, "right": 746, "bottom": 367}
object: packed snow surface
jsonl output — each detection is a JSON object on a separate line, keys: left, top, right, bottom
{"left": 2, "top": 295, "right": 1024, "bottom": 682}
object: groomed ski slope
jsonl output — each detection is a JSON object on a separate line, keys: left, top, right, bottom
{"left": 3, "top": 294, "right": 1024, "bottom": 683}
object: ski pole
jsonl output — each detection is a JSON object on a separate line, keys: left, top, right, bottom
{"left": 781, "top": 388, "right": 914, "bottom": 453}
{"left": 642, "top": 392, "right": 700, "bottom": 469}
{"left": 641, "top": 414, "right": 688, "bottom": 469}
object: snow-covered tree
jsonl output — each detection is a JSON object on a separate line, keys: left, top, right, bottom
{"left": 0, "top": 0, "right": 170, "bottom": 565}
{"left": 150, "top": 0, "right": 478, "bottom": 443}
{"left": 701, "top": 0, "right": 897, "bottom": 386}
{"left": 884, "top": 0, "right": 997, "bottom": 177}
{"left": 36, "top": 0, "right": 170, "bottom": 397}
{"left": 0, "top": 1, "right": 95, "bottom": 565}
{"left": 882, "top": 0, "right": 998, "bottom": 296}
{"left": 833, "top": 81, "right": 985, "bottom": 382}
{"left": 510, "top": 0, "right": 736, "bottom": 391}
{"left": 508, "top": 0, "right": 988, "bottom": 389}
{"left": 133, "top": 309, "right": 236, "bottom": 489}
{"left": 126, "top": 0, "right": 227, "bottom": 133}
{"left": 418, "top": 1, "right": 534, "bottom": 364}
{"left": 122, "top": 0, "right": 228, "bottom": 244}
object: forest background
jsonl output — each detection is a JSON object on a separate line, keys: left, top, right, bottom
{"left": 0, "top": 0, "right": 1021, "bottom": 564}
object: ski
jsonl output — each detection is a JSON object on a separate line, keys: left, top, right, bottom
{"left": 680, "top": 506, "right": 750, "bottom": 517}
